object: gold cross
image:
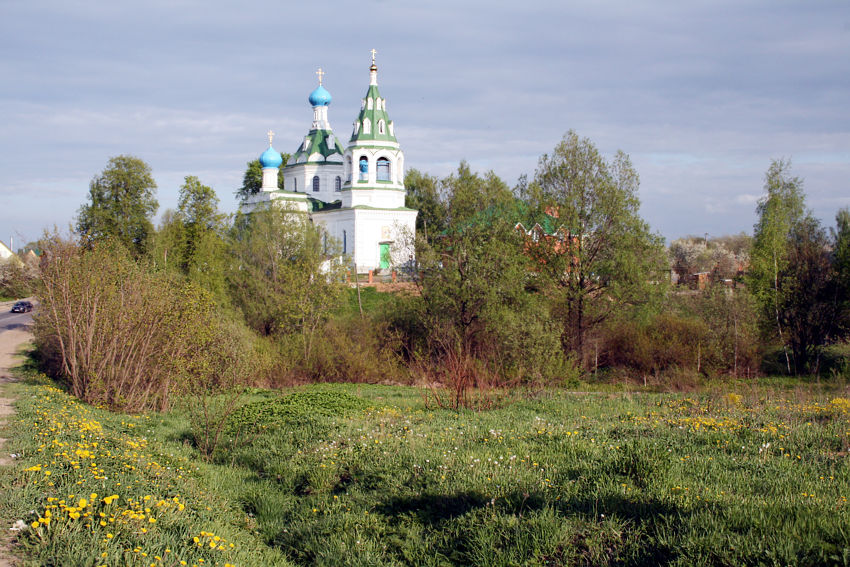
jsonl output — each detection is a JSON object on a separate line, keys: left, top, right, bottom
{"left": 267, "top": 129, "right": 275, "bottom": 145}
{"left": 316, "top": 67, "right": 325, "bottom": 85}
{"left": 370, "top": 48, "right": 377, "bottom": 65}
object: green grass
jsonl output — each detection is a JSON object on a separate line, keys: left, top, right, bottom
{"left": 2, "top": 373, "right": 850, "bottom": 566}
{"left": 338, "top": 287, "right": 402, "bottom": 318}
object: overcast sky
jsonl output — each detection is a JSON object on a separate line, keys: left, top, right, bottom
{"left": 1, "top": 0, "right": 848, "bottom": 247}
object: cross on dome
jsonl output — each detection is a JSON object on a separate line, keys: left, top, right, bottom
{"left": 316, "top": 67, "right": 325, "bottom": 85}
{"left": 267, "top": 129, "right": 275, "bottom": 145}
{"left": 370, "top": 49, "right": 377, "bottom": 65}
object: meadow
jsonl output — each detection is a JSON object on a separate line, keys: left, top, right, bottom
{"left": 2, "top": 372, "right": 849, "bottom": 566}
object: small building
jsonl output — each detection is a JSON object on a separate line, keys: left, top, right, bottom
{"left": 0, "top": 240, "right": 16, "bottom": 263}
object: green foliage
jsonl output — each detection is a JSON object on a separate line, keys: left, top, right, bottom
{"left": 76, "top": 155, "right": 159, "bottom": 257}
{"left": 604, "top": 285, "right": 762, "bottom": 380}
{"left": 749, "top": 160, "right": 846, "bottom": 374}
{"left": 778, "top": 217, "right": 843, "bottom": 373}
{"left": 404, "top": 168, "right": 446, "bottom": 242}
{"left": 528, "top": 131, "right": 667, "bottom": 366}
{"left": 0, "top": 257, "right": 36, "bottom": 299}
{"left": 833, "top": 208, "right": 850, "bottom": 338}
{"left": 228, "top": 205, "right": 344, "bottom": 362}
{"left": 34, "top": 236, "right": 250, "bottom": 412}
{"left": 748, "top": 159, "right": 806, "bottom": 371}
{"left": 237, "top": 155, "right": 289, "bottom": 202}
{"left": 444, "top": 161, "right": 516, "bottom": 225}
{"left": 299, "top": 315, "right": 409, "bottom": 384}
{"left": 152, "top": 175, "right": 229, "bottom": 303}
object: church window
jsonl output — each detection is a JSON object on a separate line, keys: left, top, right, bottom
{"left": 335, "top": 176, "right": 341, "bottom": 191}
{"left": 378, "top": 120, "right": 385, "bottom": 134}
{"left": 363, "top": 119, "right": 371, "bottom": 134}
{"left": 353, "top": 121, "right": 360, "bottom": 135}
{"left": 312, "top": 176, "right": 320, "bottom": 192}
{"left": 377, "top": 157, "right": 391, "bottom": 181}
{"left": 367, "top": 98, "right": 373, "bottom": 110}
{"left": 359, "top": 157, "right": 368, "bottom": 181}
{"left": 388, "top": 122, "right": 394, "bottom": 136}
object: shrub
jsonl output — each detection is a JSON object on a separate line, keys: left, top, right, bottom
{"left": 35, "top": 236, "right": 251, "bottom": 412}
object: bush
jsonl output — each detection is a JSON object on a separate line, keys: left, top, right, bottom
{"left": 603, "top": 313, "right": 709, "bottom": 377}
{"left": 0, "top": 258, "right": 36, "bottom": 299}
{"left": 35, "top": 236, "right": 252, "bottom": 412}
{"left": 296, "top": 314, "right": 409, "bottom": 384}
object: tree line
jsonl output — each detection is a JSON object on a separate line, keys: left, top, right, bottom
{"left": 23, "top": 131, "right": 850, "bottom": 412}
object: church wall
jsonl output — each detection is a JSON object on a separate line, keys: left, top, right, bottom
{"left": 311, "top": 208, "right": 416, "bottom": 273}
{"left": 351, "top": 208, "right": 417, "bottom": 273}
{"left": 283, "top": 163, "right": 345, "bottom": 204}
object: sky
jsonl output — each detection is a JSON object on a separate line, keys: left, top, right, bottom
{"left": 1, "top": 0, "right": 848, "bottom": 248}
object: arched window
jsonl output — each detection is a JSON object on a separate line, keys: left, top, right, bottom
{"left": 312, "top": 176, "right": 320, "bottom": 192}
{"left": 367, "top": 98, "right": 373, "bottom": 110}
{"left": 335, "top": 176, "right": 341, "bottom": 191}
{"left": 376, "top": 157, "right": 391, "bottom": 181}
{"left": 358, "top": 157, "right": 368, "bottom": 181}
{"left": 378, "top": 119, "right": 385, "bottom": 134}
{"left": 363, "top": 119, "right": 371, "bottom": 134}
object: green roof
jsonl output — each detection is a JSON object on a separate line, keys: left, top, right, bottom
{"left": 288, "top": 129, "right": 344, "bottom": 164}
{"left": 349, "top": 85, "right": 398, "bottom": 144}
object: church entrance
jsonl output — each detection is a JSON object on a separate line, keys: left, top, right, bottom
{"left": 379, "top": 243, "right": 391, "bottom": 269}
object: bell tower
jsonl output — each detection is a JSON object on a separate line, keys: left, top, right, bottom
{"left": 341, "top": 50, "right": 405, "bottom": 209}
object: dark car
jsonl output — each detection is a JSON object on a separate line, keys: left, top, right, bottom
{"left": 10, "top": 301, "right": 33, "bottom": 313}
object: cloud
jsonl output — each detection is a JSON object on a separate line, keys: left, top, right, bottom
{"left": 1, "top": 0, "right": 848, "bottom": 243}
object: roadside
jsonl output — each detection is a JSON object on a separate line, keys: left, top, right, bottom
{"left": 0, "top": 316, "right": 34, "bottom": 567}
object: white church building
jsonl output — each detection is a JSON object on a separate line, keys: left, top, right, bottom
{"left": 241, "top": 53, "right": 417, "bottom": 274}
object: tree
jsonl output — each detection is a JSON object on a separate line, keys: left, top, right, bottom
{"left": 777, "top": 217, "right": 841, "bottom": 373}
{"left": 834, "top": 208, "right": 850, "bottom": 338}
{"left": 76, "top": 155, "right": 159, "bottom": 256}
{"left": 528, "top": 130, "right": 666, "bottom": 366}
{"left": 404, "top": 168, "right": 446, "bottom": 242}
{"left": 236, "top": 154, "right": 289, "bottom": 202}
{"left": 748, "top": 159, "right": 806, "bottom": 373}
{"left": 151, "top": 176, "right": 229, "bottom": 302}
{"left": 228, "top": 205, "right": 343, "bottom": 360}
{"left": 444, "top": 161, "right": 515, "bottom": 225}
{"left": 415, "top": 166, "right": 567, "bottom": 390}
{"left": 177, "top": 176, "right": 228, "bottom": 299}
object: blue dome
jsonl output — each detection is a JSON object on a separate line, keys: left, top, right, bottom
{"left": 308, "top": 84, "right": 332, "bottom": 106}
{"left": 259, "top": 146, "right": 283, "bottom": 168}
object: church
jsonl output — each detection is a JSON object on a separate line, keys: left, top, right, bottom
{"left": 240, "top": 52, "right": 417, "bottom": 274}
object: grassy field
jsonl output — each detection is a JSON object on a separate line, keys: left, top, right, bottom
{"left": 2, "top": 372, "right": 849, "bottom": 566}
